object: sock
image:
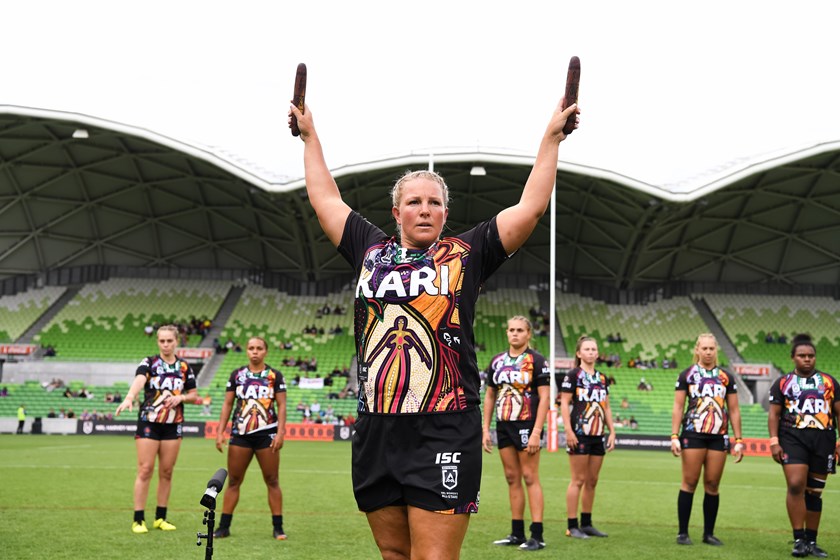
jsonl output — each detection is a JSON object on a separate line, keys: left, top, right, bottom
{"left": 568, "top": 517, "right": 579, "bottom": 530}
{"left": 272, "top": 514, "right": 284, "bottom": 532}
{"left": 804, "top": 529, "right": 817, "bottom": 543}
{"left": 581, "top": 512, "right": 592, "bottom": 527}
{"left": 511, "top": 519, "right": 525, "bottom": 539}
{"left": 155, "top": 506, "right": 167, "bottom": 521}
{"left": 793, "top": 528, "right": 805, "bottom": 541}
{"left": 134, "top": 510, "right": 145, "bottom": 523}
{"left": 529, "top": 522, "right": 544, "bottom": 541}
{"left": 703, "top": 493, "right": 719, "bottom": 536}
{"left": 678, "top": 490, "right": 693, "bottom": 534}
{"left": 219, "top": 513, "right": 233, "bottom": 529}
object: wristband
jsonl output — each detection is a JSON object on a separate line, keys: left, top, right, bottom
{"left": 769, "top": 436, "right": 779, "bottom": 445}
{"left": 734, "top": 438, "right": 743, "bottom": 444}
{"left": 671, "top": 434, "right": 679, "bottom": 440}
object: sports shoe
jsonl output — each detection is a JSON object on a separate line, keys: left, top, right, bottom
{"left": 566, "top": 527, "right": 590, "bottom": 539}
{"left": 519, "top": 538, "right": 545, "bottom": 551}
{"left": 581, "top": 525, "right": 608, "bottom": 537}
{"left": 273, "top": 528, "right": 288, "bottom": 540}
{"left": 676, "top": 533, "right": 693, "bottom": 545}
{"left": 494, "top": 534, "right": 526, "bottom": 546}
{"left": 791, "top": 539, "right": 809, "bottom": 558}
{"left": 213, "top": 527, "right": 230, "bottom": 539}
{"left": 153, "top": 518, "right": 176, "bottom": 531}
{"left": 702, "top": 534, "right": 723, "bottom": 546}
{"left": 808, "top": 542, "right": 828, "bottom": 558}
{"left": 131, "top": 521, "right": 148, "bottom": 534}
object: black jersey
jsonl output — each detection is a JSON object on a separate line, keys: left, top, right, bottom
{"left": 338, "top": 211, "right": 509, "bottom": 415}
{"left": 769, "top": 371, "right": 838, "bottom": 431}
{"left": 486, "top": 349, "right": 550, "bottom": 422}
{"left": 226, "top": 365, "right": 286, "bottom": 435}
{"left": 560, "top": 367, "right": 610, "bottom": 437}
{"left": 675, "top": 365, "right": 737, "bottom": 435}
{"left": 135, "top": 355, "right": 196, "bottom": 423}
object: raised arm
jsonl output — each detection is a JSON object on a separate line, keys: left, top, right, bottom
{"left": 495, "top": 100, "right": 579, "bottom": 254}
{"left": 290, "top": 104, "right": 352, "bottom": 246}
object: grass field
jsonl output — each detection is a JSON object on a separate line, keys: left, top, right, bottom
{"left": 1, "top": 435, "right": 838, "bottom": 559}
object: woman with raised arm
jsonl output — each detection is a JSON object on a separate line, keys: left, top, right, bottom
{"left": 671, "top": 333, "right": 743, "bottom": 546}
{"left": 289, "top": 94, "right": 578, "bottom": 559}
{"left": 115, "top": 324, "right": 198, "bottom": 534}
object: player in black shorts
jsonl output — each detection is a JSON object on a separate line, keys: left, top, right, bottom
{"left": 213, "top": 337, "right": 288, "bottom": 540}
{"left": 115, "top": 324, "right": 198, "bottom": 534}
{"left": 482, "top": 316, "right": 550, "bottom": 551}
{"left": 768, "top": 334, "right": 840, "bottom": 558}
{"left": 291, "top": 92, "right": 579, "bottom": 558}
{"left": 560, "top": 336, "right": 615, "bottom": 539}
{"left": 671, "top": 333, "right": 743, "bottom": 546}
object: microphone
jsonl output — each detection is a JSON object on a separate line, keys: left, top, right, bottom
{"left": 199, "top": 468, "right": 228, "bottom": 509}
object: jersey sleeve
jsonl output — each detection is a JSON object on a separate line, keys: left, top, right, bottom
{"left": 674, "top": 368, "right": 690, "bottom": 391}
{"left": 533, "top": 352, "right": 551, "bottom": 387}
{"left": 768, "top": 376, "right": 784, "bottom": 406}
{"left": 272, "top": 368, "right": 287, "bottom": 393}
{"left": 559, "top": 369, "right": 576, "bottom": 394}
{"left": 721, "top": 369, "right": 737, "bottom": 394}
{"left": 183, "top": 362, "right": 197, "bottom": 391}
{"left": 225, "top": 369, "right": 238, "bottom": 392}
{"left": 337, "top": 211, "right": 388, "bottom": 273}
{"left": 135, "top": 356, "right": 152, "bottom": 378}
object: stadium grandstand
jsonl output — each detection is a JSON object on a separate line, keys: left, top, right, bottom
{"left": 2, "top": 104, "right": 840, "bottom": 440}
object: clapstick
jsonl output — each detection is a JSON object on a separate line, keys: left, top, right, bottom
{"left": 563, "top": 56, "right": 580, "bottom": 135}
{"left": 290, "top": 63, "right": 307, "bottom": 137}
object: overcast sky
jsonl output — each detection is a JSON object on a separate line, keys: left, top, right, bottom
{"left": 4, "top": 1, "right": 839, "bottom": 187}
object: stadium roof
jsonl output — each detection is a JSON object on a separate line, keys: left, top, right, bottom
{"left": 2, "top": 105, "right": 840, "bottom": 293}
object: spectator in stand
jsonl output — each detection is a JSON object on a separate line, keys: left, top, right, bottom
{"left": 629, "top": 416, "right": 638, "bottom": 430}
{"left": 44, "top": 345, "right": 57, "bottom": 357}
{"left": 16, "top": 404, "right": 26, "bottom": 434}
{"left": 0, "top": 386, "right": 7, "bottom": 397}
{"left": 47, "top": 408, "right": 57, "bottom": 418}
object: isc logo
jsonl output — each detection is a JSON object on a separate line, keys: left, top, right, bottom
{"left": 435, "top": 452, "right": 461, "bottom": 464}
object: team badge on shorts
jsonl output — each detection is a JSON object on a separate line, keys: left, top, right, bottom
{"left": 442, "top": 465, "right": 458, "bottom": 490}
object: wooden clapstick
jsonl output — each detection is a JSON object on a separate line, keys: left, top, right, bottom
{"left": 563, "top": 56, "right": 580, "bottom": 135}
{"left": 290, "top": 63, "right": 307, "bottom": 137}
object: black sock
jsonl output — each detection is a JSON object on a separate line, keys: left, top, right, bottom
{"left": 568, "top": 517, "right": 579, "bottom": 530}
{"left": 219, "top": 513, "right": 233, "bottom": 529}
{"left": 581, "top": 512, "right": 592, "bottom": 527}
{"left": 155, "top": 506, "right": 167, "bottom": 520}
{"left": 678, "top": 490, "right": 693, "bottom": 534}
{"left": 272, "top": 514, "right": 284, "bottom": 532}
{"left": 794, "top": 528, "right": 805, "bottom": 541}
{"left": 530, "top": 522, "right": 544, "bottom": 541}
{"left": 134, "top": 510, "right": 145, "bottom": 523}
{"left": 511, "top": 519, "right": 525, "bottom": 539}
{"left": 804, "top": 529, "right": 817, "bottom": 543}
{"left": 703, "top": 493, "right": 719, "bottom": 536}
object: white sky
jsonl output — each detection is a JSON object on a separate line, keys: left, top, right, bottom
{"left": 4, "top": 0, "right": 840, "bottom": 186}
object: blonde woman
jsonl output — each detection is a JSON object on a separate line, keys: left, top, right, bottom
{"left": 671, "top": 333, "right": 743, "bottom": 546}
{"left": 560, "top": 336, "right": 615, "bottom": 539}
{"left": 483, "top": 316, "right": 550, "bottom": 551}
{"left": 116, "top": 324, "right": 198, "bottom": 534}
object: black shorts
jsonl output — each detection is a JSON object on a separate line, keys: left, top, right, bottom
{"left": 230, "top": 430, "right": 275, "bottom": 450}
{"left": 135, "top": 421, "right": 182, "bottom": 440}
{"left": 567, "top": 434, "right": 606, "bottom": 456}
{"left": 496, "top": 421, "right": 537, "bottom": 451}
{"left": 352, "top": 409, "right": 481, "bottom": 514}
{"left": 780, "top": 429, "right": 837, "bottom": 475}
{"left": 680, "top": 433, "right": 729, "bottom": 452}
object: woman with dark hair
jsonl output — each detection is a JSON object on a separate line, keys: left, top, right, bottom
{"left": 483, "top": 316, "right": 550, "bottom": 551}
{"left": 769, "top": 334, "right": 840, "bottom": 558}
{"left": 214, "top": 336, "right": 288, "bottom": 540}
{"left": 560, "top": 335, "right": 615, "bottom": 539}
{"left": 671, "top": 333, "right": 743, "bottom": 546}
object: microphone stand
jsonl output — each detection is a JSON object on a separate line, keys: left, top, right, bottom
{"left": 196, "top": 506, "right": 216, "bottom": 560}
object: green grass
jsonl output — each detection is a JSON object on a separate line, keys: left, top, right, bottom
{"left": 1, "top": 436, "right": 838, "bottom": 559}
